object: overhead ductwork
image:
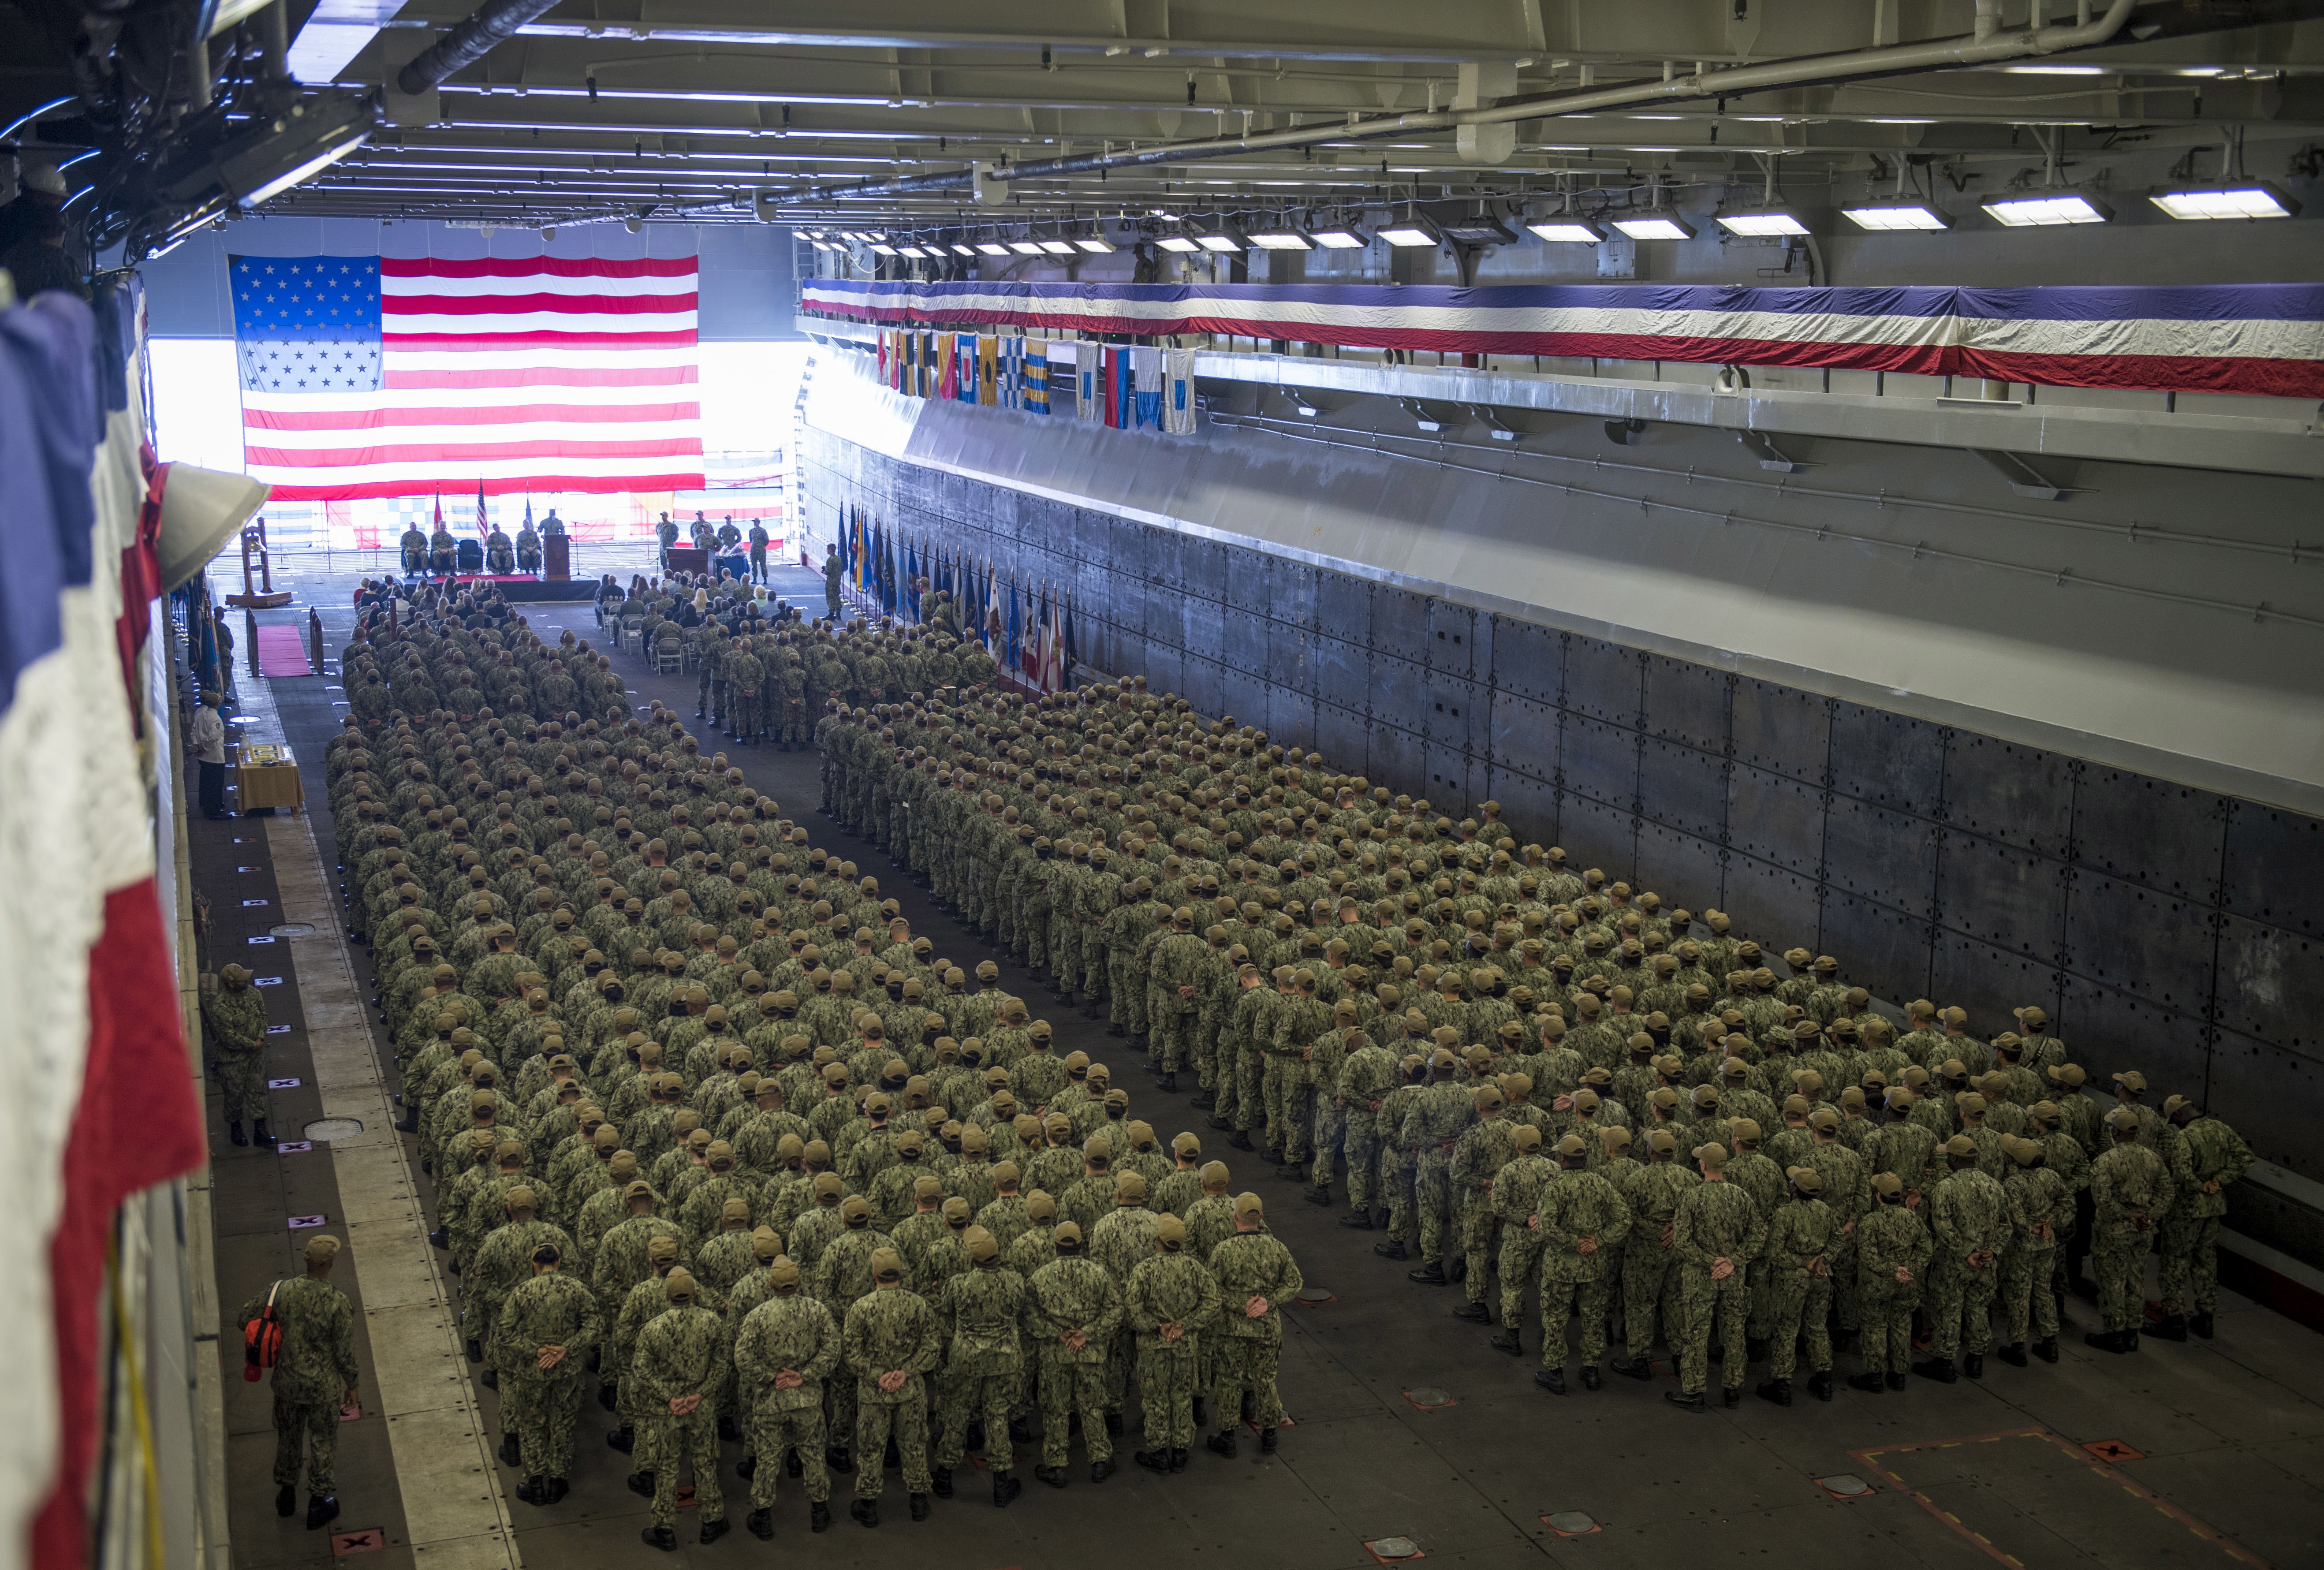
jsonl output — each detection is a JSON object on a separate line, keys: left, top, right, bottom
{"left": 396, "top": 0, "right": 564, "bottom": 97}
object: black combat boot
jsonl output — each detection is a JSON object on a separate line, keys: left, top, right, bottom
{"left": 2151, "top": 1314, "right": 2189, "bottom": 1343}
{"left": 1755, "top": 1377, "right": 1791, "bottom": 1407}
{"left": 639, "top": 1526, "right": 677, "bottom": 1552}
{"left": 1533, "top": 1368, "right": 1567, "bottom": 1395}
{"left": 992, "top": 1470, "right": 1022, "bottom": 1507}
{"left": 746, "top": 1509, "right": 773, "bottom": 1540}
{"left": 1913, "top": 1356, "right": 1958, "bottom": 1384}
{"left": 305, "top": 1495, "right": 340, "bottom": 1531}
{"left": 930, "top": 1466, "right": 953, "bottom": 1499}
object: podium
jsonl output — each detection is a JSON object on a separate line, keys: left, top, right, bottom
{"left": 668, "top": 545, "right": 709, "bottom": 576}
{"left": 543, "top": 535, "right": 570, "bottom": 580}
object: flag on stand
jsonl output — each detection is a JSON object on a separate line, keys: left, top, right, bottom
{"left": 230, "top": 254, "right": 705, "bottom": 500}
{"left": 1062, "top": 595, "right": 1078, "bottom": 690}
{"left": 474, "top": 479, "right": 488, "bottom": 539}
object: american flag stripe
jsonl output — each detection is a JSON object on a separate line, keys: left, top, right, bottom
{"left": 247, "top": 423, "right": 701, "bottom": 456}
{"left": 247, "top": 380, "right": 692, "bottom": 411}
{"left": 244, "top": 400, "right": 700, "bottom": 429}
{"left": 238, "top": 252, "right": 705, "bottom": 500}
{"left": 382, "top": 292, "right": 699, "bottom": 317}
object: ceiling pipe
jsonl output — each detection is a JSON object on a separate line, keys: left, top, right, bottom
{"left": 795, "top": 0, "right": 2137, "bottom": 204}
{"left": 398, "top": 0, "right": 566, "bottom": 96}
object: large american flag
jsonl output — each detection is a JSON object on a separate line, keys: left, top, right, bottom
{"left": 231, "top": 253, "right": 705, "bottom": 500}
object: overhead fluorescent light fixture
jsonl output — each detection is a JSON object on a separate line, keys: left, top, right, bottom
{"left": 2148, "top": 181, "right": 2298, "bottom": 220}
{"left": 1998, "top": 63, "right": 2106, "bottom": 75}
{"left": 1714, "top": 205, "right": 1809, "bottom": 237}
{"left": 1611, "top": 212, "right": 1694, "bottom": 240}
{"left": 1526, "top": 216, "right": 1605, "bottom": 243}
{"left": 1376, "top": 212, "right": 1440, "bottom": 247}
{"left": 974, "top": 241, "right": 1010, "bottom": 255}
{"left": 1036, "top": 238, "right": 1076, "bottom": 254}
{"left": 1006, "top": 239, "right": 1045, "bottom": 254}
{"left": 950, "top": 242, "right": 977, "bottom": 256}
{"left": 1438, "top": 214, "right": 1518, "bottom": 244}
{"left": 1246, "top": 228, "right": 1313, "bottom": 250}
{"left": 1308, "top": 224, "right": 1367, "bottom": 248}
{"left": 1194, "top": 226, "right": 1246, "bottom": 252}
{"left": 895, "top": 244, "right": 928, "bottom": 257}
{"left": 1840, "top": 200, "right": 1951, "bottom": 232}
{"left": 868, "top": 242, "right": 899, "bottom": 255}
{"left": 1073, "top": 236, "right": 1117, "bottom": 253}
{"left": 1156, "top": 234, "right": 1201, "bottom": 252}
{"left": 1981, "top": 190, "right": 2111, "bottom": 227}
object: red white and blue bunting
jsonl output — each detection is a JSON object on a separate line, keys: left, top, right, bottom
{"left": 806, "top": 278, "right": 2324, "bottom": 399}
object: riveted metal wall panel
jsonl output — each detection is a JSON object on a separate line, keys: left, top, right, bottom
{"left": 1309, "top": 631, "right": 1367, "bottom": 716}
{"left": 1183, "top": 585, "right": 1227, "bottom": 676}
{"left": 1559, "top": 793, "right": 1638, "bottom": 884}
{"left": 1429, "top": 600, "right": 1478, "bottom": 678}
{"left": 1565, "top": 636, "right": 1641, "bottom": 726}
{"left": 1729, "top": 765, "right": 1822, "bottom": 874}
{"left": 1487, "top": 767, "right": 1558, "bottom": 848}
{"left": 1182, "top": 535, "right": 1230, "bottom": 608}
{"left": 1929, "top": 932, "right": 2055, "bottom": 1029}
{"left": 1823, "top": 894, "right": 1934, "bottom": 1009}
{"left": 1178, "top": 641, "right": 1225, "bottom": 717}
{"left": 1637, "top": 822, "right": 1726, "bottom": 912}
{"left": 1143, "top": 638, "right": 1183, "bottom": 698}
{"left": 1829, "top": 705, "right": 1946, "bottom": 817}
{"left": 2070, "top": 769, "right": 2227, "bottom": 904}
{"left": 1489, "top": 617, "right": 1562, "bottom": 704}
{"left": 1425, "top": 741, "right": 1478, "bottom": 813}
{"left": 1271, "top": 556, "right": 1319, "bottom": 636}
{"left": 1563, "top": 717, "right": 1638, "bottom": 813}
{"left": 1221, "top": 536, "right": 1271, "bottom": 615}
{"left": 1270, "top": 684, "right": 1321, "bottom": 755}
{"left": 1823, "top": 798, "right": 1937, "bottom": 911}
{"left": 1367, "top": 720, "right": 1425, "bottom": 795}
{"left": 2063, "top": 870, "right": 2216, "bottom": 1019}
{"left": 2203, "top": 1036, "right": 2312, "bottom": 1171}
{"left": 1935, "top": 834, "right": 2067, "bottom": 962}
{"left": 1639, "top": 739, "right": 1727, "bottom": 843}
{"left": 1370, "top": 584, "right": 1430, "bottom": 664}
{"left": 1645, "top": 656, "right": 1731, "bottom": 755}
{"left": 1491, "top": 692, "right": 1560, "bottom": 785}
{"left": 1731, "top": 680, "right": 1828, "bottom": 781}
{"left": 1425, "top": 674, "right": 1482, "bottom": 752}
{"left": 2222, "top": 801, "right": 2324, "bottom": 938}
{"left": 1943, "top": 736, "right": 2075, "bottom": 859}
{"left": 1725, "top": 854, "right": 1821, "bottom": 953}
{"left": 2214, "top": 916, "right": 2324, "bottom": 1060}
{"left": 2059, "top": 974, "right": 2212, "bottom": 1095}
{"left": 1309, "top": 692, "right": 1364, "bottom": 766}
{"left": 1217, "top": 666, "right": 1269, "bottom": 740}
{"left": 1315, "top": 572, "right": 1373, "bottom": 652}
{"left": 1371, "top": 653, "right": 1431, "bottom": 729}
